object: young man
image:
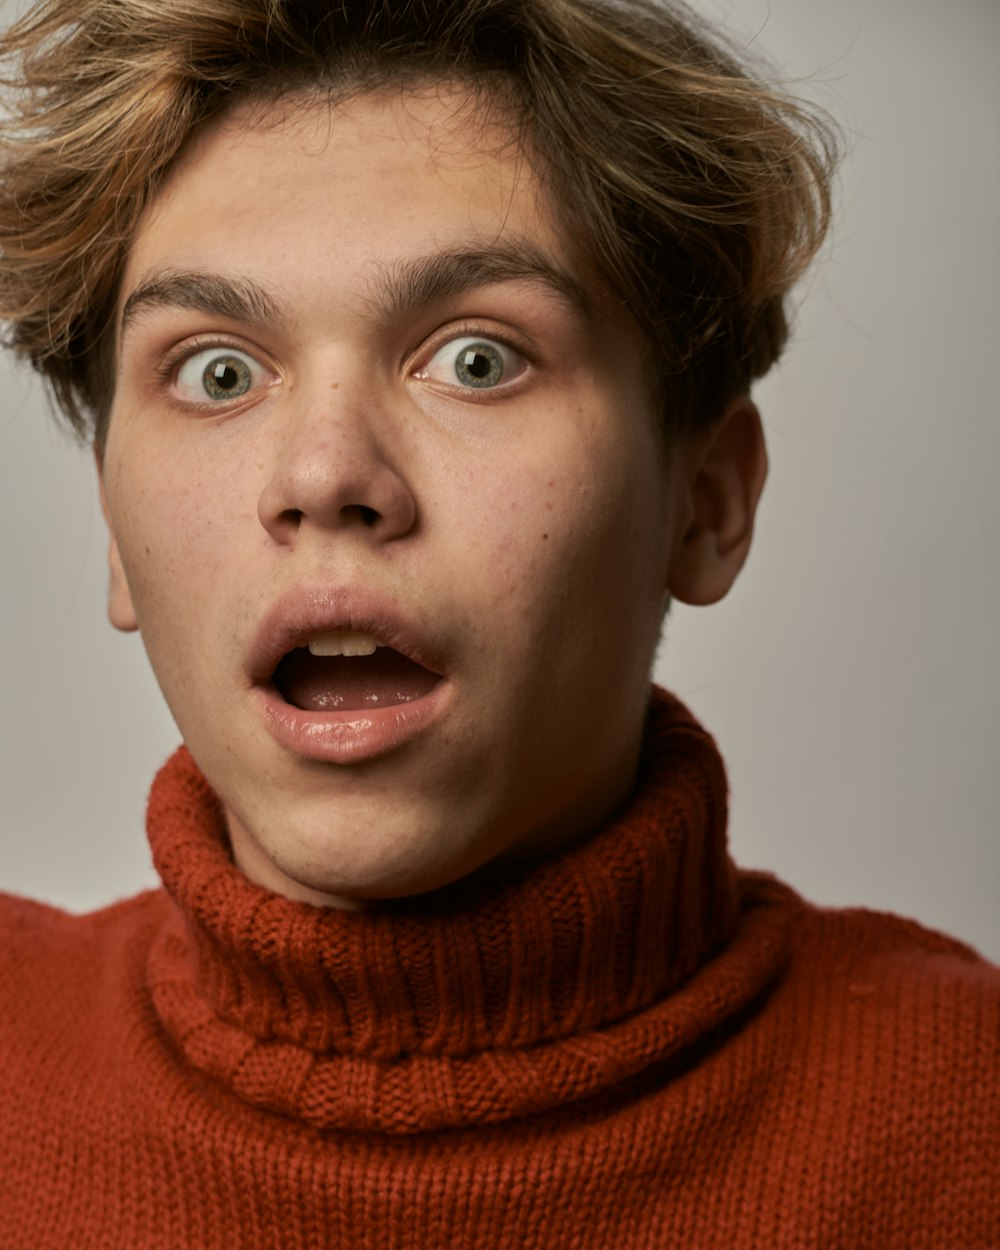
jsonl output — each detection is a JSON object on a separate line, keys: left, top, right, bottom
{"left": 0, "top": 1, "right": 996, "bottom": 1246}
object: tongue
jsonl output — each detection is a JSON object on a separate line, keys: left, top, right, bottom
{"left": 276, "top": 647, "right": 439, "bottom": 712}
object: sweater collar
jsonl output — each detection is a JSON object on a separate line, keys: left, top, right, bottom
{"left": 145, "top": 687, "right": 787, "bottom": 1132}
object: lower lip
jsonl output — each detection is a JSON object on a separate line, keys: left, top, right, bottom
{"left": 255, "top": 681, "right": 449, "bottom": 764}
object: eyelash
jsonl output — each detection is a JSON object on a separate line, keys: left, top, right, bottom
{"left": 155, "top": 336, "right": 263, "bottom": 388}
{"left": 424, "top": 322, "right": 533, "bottom": 362}
{"left": 414, "top": 322, "right": 535, "bottom": 391}
{"left": 153, "top": 322, "right": 536, "bottom": 402}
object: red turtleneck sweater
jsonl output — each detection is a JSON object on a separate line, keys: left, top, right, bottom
{"left": 1, "top": 691, "right": 997, "bottom": 1247}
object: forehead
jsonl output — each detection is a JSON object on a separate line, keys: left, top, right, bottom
{"left": 121, "top": 85, "right": 570, "bottom": 317}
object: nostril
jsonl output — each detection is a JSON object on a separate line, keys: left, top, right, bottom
{"left": 358, "top": 506, "right": 378, "bottom": 527}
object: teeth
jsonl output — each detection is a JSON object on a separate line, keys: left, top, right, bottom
{"left": 306, "top": 631, "right": 380, "bottom": 657}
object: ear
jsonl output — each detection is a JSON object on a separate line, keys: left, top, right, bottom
{"left": 666, "top": 396, "right": 768, "bottom": 606}
{"left": 94, "top": 450, "right": 139, "bottom": 633}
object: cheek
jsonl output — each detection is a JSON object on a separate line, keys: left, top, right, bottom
{"left": 451, "top": 462, "right": 581, "bottom": 605}
{"left": 452, "top": 423, "right": 668, "bottom": 632}
{"left": 106, "top": 434, "right": 247, "bottom": 640}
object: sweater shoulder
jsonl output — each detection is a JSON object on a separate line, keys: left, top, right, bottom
{"left": 0, "top": 887, "right": 166, "bottom": 991}
{"left": 0, "top": 887, "right": 169, "bottom": 1105}
{"left": 745, "top": 874, "right": 1000, "bottom": 1116}
{"left": 735, "top": 873, "right": 999, "bottom": 1233}
{"left": 742, "top": 872, "right": 998, "bottom": 1090}
{"left": 743, "top": 870, "right": 999, "bottom": 987}
{"left": 804, "top": 895, "right": 1000, "bottom": 1052}
{"left": 0, "top": 884, "right": 164, "bottom": 937}
{"left": 792, "top": 885, "right": 997, "bottom": 994}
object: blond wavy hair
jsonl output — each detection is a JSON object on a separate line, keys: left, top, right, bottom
{"left": 0, "top": 0, "right": 837, "bottom": 448}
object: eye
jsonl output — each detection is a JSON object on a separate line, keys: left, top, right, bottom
{"left": 418, "top": 336, "right": 525, "bottom": 390}
{"left": 174, "top": 347, "right": 271, "bottom": 403}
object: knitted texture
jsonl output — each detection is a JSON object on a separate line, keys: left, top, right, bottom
{"left": 1, "top": 689, "right": 997, "bottom": 1248}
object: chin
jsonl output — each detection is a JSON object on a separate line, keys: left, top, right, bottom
{"left": 231, "top": 795, "right": 505, "bottom": 907}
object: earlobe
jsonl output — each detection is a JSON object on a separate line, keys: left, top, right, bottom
{"left": 95, "top": 456, "right": 139, "bottom": 634}
{"left": 106, "top": 533, "right": 140, "bottom": 633}
{"left": 666, "top": 397, "right": 768, "bottom": 607}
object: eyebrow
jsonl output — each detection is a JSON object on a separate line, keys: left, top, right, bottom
{"left": 119, "top": 242, "right": 594, "bottom": 346}
{"left": 120, "top": 270, "right": 288, "bottom": 343}
{"left": 372, "top": 243, "right": 594, "bottom": 323}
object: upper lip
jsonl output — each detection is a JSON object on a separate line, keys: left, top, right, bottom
{"left": 248, "top": 584, "right": 446, "bottom": 685}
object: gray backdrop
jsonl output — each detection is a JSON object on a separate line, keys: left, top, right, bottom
{"left": 2, "top": 0, "right": 998, "bottom": 959}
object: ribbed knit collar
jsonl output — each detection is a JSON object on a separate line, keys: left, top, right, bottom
{"left": 145, "top": 687, "right": 789, "bottom": 1133}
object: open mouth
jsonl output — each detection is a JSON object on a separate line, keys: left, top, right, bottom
{"left": 271, "top": 630, "right": 441, "bottom": 712}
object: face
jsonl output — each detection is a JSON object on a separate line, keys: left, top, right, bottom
{"left": 100, "top": 86, "right": 691, "bottom": 907}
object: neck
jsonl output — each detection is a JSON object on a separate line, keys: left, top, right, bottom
{"left": 142, "top": 687, "right": 781, "bottom": 1132}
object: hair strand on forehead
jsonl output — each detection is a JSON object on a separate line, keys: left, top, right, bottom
{"left": 0, "top": 0, "right": 839, "bottom": 449}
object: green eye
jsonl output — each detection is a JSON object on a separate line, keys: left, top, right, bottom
{"left": 203, "top": 355, "right": 253, "bottom": 400}
{"left": 454, "top": 342, "right": 505, "bottom": 388}
{"left": 174, "top": 347, "right": 264, "bottom": 403}
{"left": 421, "top": 335, "right": 524, "bottom": 391}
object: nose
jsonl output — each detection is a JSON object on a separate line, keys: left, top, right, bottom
{"left": 257, "top": 385, "right": 418, "bottom": 545}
